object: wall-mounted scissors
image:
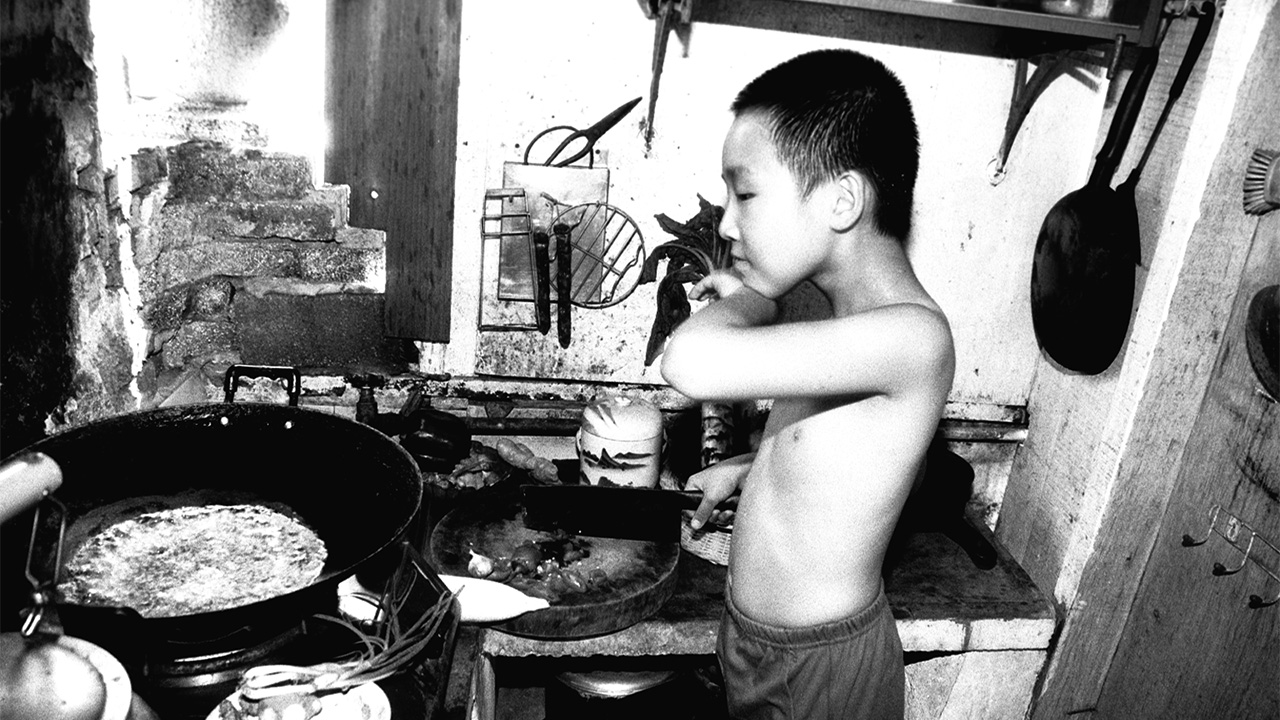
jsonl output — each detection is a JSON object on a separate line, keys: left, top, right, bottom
{"left": 523, "top": 97, "right": 642, "bottom": 168}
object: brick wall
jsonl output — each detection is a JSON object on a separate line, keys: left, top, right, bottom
{"left": 127, "top": 140, "right": 416, "bottom": 408}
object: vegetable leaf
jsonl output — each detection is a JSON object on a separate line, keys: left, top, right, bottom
{"left": 638, "top": 195, "right": 732, "bottom": 366}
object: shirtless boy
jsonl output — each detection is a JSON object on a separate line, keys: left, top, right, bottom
{"left": 660, "top": 49, "right": 955, "bottom": 719}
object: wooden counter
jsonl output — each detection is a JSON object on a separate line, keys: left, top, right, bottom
{"left": 464, "top": 522, "right": 1058, "bottom": 719}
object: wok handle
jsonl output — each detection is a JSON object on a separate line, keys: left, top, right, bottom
{"left": 0, "top": 452, "right": 62, "bottom": 524}
{"left": 223, "top": 364, "right": 302, "bottom": 406}
{"left": 1091, "top": 40, "right": 1162, "bottom": 186}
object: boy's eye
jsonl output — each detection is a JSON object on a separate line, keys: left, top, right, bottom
{"left": 735, "top": 193, "right": 754, "bottom": 201}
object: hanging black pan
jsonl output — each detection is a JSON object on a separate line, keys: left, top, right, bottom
{"left": 0, "top": 401, "right": 422, "bottom": 659}
{"left": 1030, "top": 20, "right": 1170, "bottom": 374}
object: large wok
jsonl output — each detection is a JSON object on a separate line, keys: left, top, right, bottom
{"left": 0, "top": 401, "right": 422, "bottom": 661}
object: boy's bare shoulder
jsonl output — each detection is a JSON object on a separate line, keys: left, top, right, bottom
{"left": 852, "top": 298, "right": 949, "bottom": 326}
{"left": 835, "top": 299, "right": 954, "bottom": 387}
{"left": 837, "top": 299, "right": 952, "bottom": 355}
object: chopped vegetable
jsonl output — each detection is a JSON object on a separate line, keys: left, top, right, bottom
{"left": 467, "top": 550, "right": 494, "bottom": 578}
{"left": 468, "top": 532, "right": 604, "bottom": 603}
{"left": 511, "top": 545, "right": 543, "bottom": 574}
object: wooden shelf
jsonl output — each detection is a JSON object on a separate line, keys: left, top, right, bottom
{"left": 691, "top": 0, "right": 1163, "bottom": 55}
{"left": 789, "top": 0, "right": 1158, "bottom": 45}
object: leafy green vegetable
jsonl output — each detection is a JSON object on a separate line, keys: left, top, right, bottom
{"left": 638, "top": 195, "right": 732, "bottom": 366}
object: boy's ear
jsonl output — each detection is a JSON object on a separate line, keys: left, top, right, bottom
{"left": 829, "top": 171, "right": 867, "bottom": 233}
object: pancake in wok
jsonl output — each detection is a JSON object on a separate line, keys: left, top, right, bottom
{"left": 59, "top": 503, "right": 327, "bottom": 618}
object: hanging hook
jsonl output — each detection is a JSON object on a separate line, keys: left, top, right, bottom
{"left": 1213, "top": 531, "right": 1255, "bottom": 576}
{"left": 1182, "top": 504, "right": 1220, "bottom": 546}
{"left": 1249, "top": 582, "right": 1280, "bottom": 609}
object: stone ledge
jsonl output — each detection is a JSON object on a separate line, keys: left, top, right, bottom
{"left": 166, "top": 140, "right": 312, "bottom": 201}
{"left": 144, "top": 278, "right": 235, "bottom": 333}
{"left": 219, "top": 197, "right": 340, "bottom": 240}
{"left": 149, "top": 191, "right": 350, "bottom": 245}
{"left": 149, "top": 239, "right": 383, "bottom": 297}
{"left": 129, "top": 107, "right": 269, "bottom": 152}
{"left": 335, "top": 225, "right": 385, "bottom": 249}
{"left": 159, "top": 320, "right": 238, "bottom": 368}
{"left": 234, "top": 293, "right": 416, "bottom": 373}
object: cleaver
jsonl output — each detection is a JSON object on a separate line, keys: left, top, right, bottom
{"left": 520, "top": 484, "right": 735, "bottom": 542}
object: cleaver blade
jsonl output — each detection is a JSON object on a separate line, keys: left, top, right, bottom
{"left": 520, "top": 484, "right": 729, "bottom": 542}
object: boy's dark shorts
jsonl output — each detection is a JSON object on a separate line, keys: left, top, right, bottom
{"left": 717, "top": 578, "right": 905, "bottom": 719}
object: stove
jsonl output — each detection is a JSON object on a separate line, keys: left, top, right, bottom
{"left": 68, "top": 547, "right": 458, "bottom": 720}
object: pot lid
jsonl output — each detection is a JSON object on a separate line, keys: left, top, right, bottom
{"left": 580, "top": 396, "right": 662, "bottom": 441}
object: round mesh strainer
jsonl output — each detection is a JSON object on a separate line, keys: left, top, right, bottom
{"left": 551, "top": 203, "right": 646, "bottom": 308}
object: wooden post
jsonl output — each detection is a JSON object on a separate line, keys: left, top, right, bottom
{"left": 326, "top": 0, "right": 462, "bottom": 342}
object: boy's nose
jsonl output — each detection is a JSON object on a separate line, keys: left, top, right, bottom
{"left": 718, "top": 209, "right": 739, "bottom": 244}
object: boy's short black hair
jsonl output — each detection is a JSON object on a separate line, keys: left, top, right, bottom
{"left": 731, "top": 49, "right": 920, "bottom": 241}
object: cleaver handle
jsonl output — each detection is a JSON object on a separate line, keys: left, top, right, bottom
{"left": 522, "top": 484, "right": 734, "bottom": 511}
{"left": 533, "top": 231, "right": 552, "bottom": 334}
{"left": 554, "top": 223, "right": 572, "bottom": 348}
{"left": 520, "top": 484, "right": 736, "bottom": 541}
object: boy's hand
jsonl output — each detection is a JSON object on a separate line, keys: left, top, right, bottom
{"left": 689, "top": 269, "right": 745, "bottom": 302}
{"left": 684, "top": 453, "right": 753, "bottom": 530}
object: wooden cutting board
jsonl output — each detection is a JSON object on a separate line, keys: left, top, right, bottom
{"left": 429, "top": 485, "right": 679, "bottom": 639}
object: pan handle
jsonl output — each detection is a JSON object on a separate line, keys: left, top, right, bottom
{"left": 1090, "top": 38, "right": 1163, "bottom": 186}
{"left": 0, "top": 452, "right": 62, "bottom": 524}
{"left": 224, "top": 364, "right": 302, "bottom": 406}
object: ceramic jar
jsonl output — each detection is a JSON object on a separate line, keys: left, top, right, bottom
{"left": 576, "top": 396, "right": 663, "bottom": 488}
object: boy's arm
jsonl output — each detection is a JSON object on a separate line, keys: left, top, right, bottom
{"left": 661, "top": 285, "right": 953, "bottom": 403}
{"left": 679, "top": 274, "right": 779, "bottom": 333}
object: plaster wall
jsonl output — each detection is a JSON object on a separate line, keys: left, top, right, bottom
{"left": 92, "top": 0, "right": 325, "bottom": 177}
{"left": 430, "top": 0, "right": 1108, "bottom": 411}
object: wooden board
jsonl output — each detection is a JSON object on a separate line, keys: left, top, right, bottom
{"left": 326, "top": 0, "right": 460, "bottom": 342}
{"left": 429, "top": 486, "right": 679, "bottom": 639}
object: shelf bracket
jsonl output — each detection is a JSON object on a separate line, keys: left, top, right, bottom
{"left": 988, "top": 52, "right": 1074, "bottom": 185}
{"left": 987, "top": 36, "right": 1126, "bottom": 186}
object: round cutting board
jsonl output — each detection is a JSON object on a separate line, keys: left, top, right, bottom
{"left": 429, "top": 486, "right": 678, "bottom": 639}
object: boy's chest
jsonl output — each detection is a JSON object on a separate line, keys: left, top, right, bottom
{"left": 765, "top": 395, "right": 861, "bottom": 429}
{"left": 762, "top": 394, "right": 901, "bottom": 450}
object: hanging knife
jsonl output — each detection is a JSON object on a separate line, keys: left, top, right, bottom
{"left": 644, "top": 1, "right": 692, "bottom": 150}
{"left": 533, "top": 230, "right": 551, "bottom": 334}
{"left": 554, "top": 222, "right": 573, "bottom": 348}
{"left": 645, "top": 0, "right": 676, "bottom": 150}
